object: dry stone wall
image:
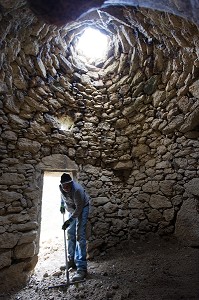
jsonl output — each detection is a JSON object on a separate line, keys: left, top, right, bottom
{"left": 0, "top": 0, "right": 199, "bottom": 293}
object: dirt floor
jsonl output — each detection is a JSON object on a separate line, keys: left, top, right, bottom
{"left": 3, "top": 235, "right": 199, "bottom": 300}
{"left": 2, "top": 177, "right": 199, "bottom": 299}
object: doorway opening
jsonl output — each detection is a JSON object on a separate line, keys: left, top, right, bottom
{"left": 34, "top": 171, "right": 69, "bottom": 279}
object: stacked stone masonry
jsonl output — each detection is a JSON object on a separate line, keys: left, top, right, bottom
{"left": 0, "top": 0, "right": 199, "bottom": 293}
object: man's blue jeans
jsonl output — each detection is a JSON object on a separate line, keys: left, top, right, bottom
{"left": 67, "top": 205, "right": 89, "bottom": 271}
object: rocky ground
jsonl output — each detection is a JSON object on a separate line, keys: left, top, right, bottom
{"left": 3, "top": 236, "right": 199, "bottom": 300}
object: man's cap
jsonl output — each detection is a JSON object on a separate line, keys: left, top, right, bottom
{"left": 60, "top": 173, "right": 73, "bottom": 184}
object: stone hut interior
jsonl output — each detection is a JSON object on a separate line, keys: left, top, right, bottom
{"left": 0, "top": 0, "right": 199, "bottom": 299}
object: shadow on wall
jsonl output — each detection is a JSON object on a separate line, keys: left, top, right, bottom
{"left": 26, "top": 0, "right": 199, "bottom": 26}
{"left": 175, "top": 179, "right": 199, "bottom": 247}
{"left": 113, "top": 169, "right": 132, "bottom": 182}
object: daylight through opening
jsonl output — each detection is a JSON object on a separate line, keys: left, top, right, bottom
{"left": 75, "top": 27, "right": 110, "bottom": 62}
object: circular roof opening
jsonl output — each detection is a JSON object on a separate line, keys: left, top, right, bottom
{"left": 75, "top": 27, "right": 110, "bottom": 63}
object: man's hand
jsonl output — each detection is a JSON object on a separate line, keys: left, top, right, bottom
{"left": 62, "top": 218, "right": 72, "bottom": 230}
{"left": 60, "top": 206, "right": 65, "bottom": 214}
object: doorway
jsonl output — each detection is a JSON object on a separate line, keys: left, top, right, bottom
{"left": 34, "top": 171, "right": 69, "bottom": 279}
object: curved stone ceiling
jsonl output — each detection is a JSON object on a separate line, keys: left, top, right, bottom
{"left": 103, "top": 0, "right": 199, "bottom": 27}
{"left": 0, "top": 0, "right": 198, "bottom": 161}
{"left": 24, "top": 0, "right": 199, "bottom": 26}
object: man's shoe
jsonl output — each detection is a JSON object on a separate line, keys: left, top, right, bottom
{"left": 68, "top": 259, "right": 76, "bottom": 270}
{"left": 71, "top": 269, "right": 87, "bottom": 282}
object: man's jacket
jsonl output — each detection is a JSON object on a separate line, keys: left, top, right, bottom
{"left": 60, "top": 181, "right": 90, "bottom": 218}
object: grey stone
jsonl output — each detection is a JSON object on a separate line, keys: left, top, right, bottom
{"left": 0, "top": 250, "right": 11, "bottom": 269}
{"left": 185, "top": 178, "right": 199, "bottom": 196}
{"left": 0, "top": 191, "right": 22, "bottom": 204}
{"left": 149, "top": 194, "right": 172, "bottom": 209}
{"left": 0, "top": 232, "right": 19, "bottom": 248}
{"left": 14, "top": 242, "right": 36, "bottom": 259}
{"left": 92, "top": 197, "right": 109, "bottom": 206}
{"left": 113, "top": 161, "right": 133, "bottom": 170}
{"left": 142, "top": 181, "right": 159, "bottom": 193}
{"left": 0, "top": 173, "right": 25, "bottom": 185}
{"left": 189, "top": 79, "right": 199, "bottom": 98}
{"left": 147, "top": 209, "right": 162, "bottom": 222}
{"left": 175, "top": 198, "right": 199, "bottom": 246}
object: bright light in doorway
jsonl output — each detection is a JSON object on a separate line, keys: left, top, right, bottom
{"left": 36, "top": 172, "right": 66, "bottom": 278}
{"left": 75, "top": 28, "right": 109, "bottom": 62}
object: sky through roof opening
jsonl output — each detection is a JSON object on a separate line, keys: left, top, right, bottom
{"left": 75, "top": 27, "right": 109, "bottom": 62}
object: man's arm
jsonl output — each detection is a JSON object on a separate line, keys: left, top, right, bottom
{"left": 60, "top": 195, "right": 65, "bottom": 214}
{"left": 71, "top": 190, "right": 85, "bottom": 218}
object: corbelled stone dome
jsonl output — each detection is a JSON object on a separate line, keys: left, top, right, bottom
{"left": 0, "top": 0, "right": 199, "bottom": 294}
